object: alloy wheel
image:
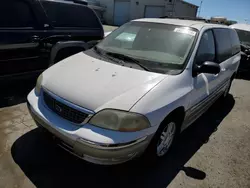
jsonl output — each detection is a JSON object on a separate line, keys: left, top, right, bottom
{"left": 156, "top": 122, "right": 176, "bottom": 157}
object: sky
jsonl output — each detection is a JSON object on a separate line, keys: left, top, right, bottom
{"left": 185, "top": 0, "right": 250, "bottom": 23}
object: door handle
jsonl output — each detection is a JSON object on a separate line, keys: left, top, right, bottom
{"left": 31, "top": 35, "right": 40, "bottom": 42}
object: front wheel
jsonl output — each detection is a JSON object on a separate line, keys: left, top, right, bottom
{"left": 143, "top": 119, "right": 178, "bottom": 161}
{"left": 156, "top": 122, "right": 176, "bottom": 157}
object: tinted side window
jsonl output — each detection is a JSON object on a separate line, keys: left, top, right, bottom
{"left": 42, "top": 1, "right": 101, "bottom": 28}
{"left": 213, "top": 29, "right": 232, "bottom": 63}
{"left": 230, "top": 29, "right": 241, "bottom": 55}
{"left": 196, "top": 30, "right": 215, "bottom": 65}
{"left": 0, "top": 1, "right": 34, "bottom": 28}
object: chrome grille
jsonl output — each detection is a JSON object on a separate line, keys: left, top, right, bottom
{"left": 43, "top": 91, "right": 88, "bottom": 124}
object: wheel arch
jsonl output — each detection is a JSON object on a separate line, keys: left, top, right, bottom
{"left": 159, "top": 106, "right": 186, "bottom": 132}
{"left": 143, "top": 106, "right": 186, "bottom": 159}
{"left": 49, "top": 41, "right": 89, "bottom": 66}
{"left": 54, "top": 46, "right": 86, "bottom": 63}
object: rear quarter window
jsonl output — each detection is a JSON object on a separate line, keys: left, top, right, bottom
{"left": 230, "top": 29, "right": 241, "bottom": 55}
{"left": 213, "top": 28, "right": 232, "bottom": 63}
{"left": 0, "top": 1, "right": 35, "bottom": 28}
{"left": 41, "top": 1, "right": 101, "bottom": 28}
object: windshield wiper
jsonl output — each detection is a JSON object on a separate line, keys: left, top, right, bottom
{"left": 106, "top": 52, "right": 150, "bottom": 71}
{"left": 93, "top": 47, "right": 124, "bottom": 65}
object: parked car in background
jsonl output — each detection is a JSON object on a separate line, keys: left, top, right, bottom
{"left": 231, "top": 24, "right": 250, "bottom": 72}
{"left": 0, "top": 0, "right": 104, "bottom": 86}
{"left": 28, "top": 18, "right": 240, "bottom": 165}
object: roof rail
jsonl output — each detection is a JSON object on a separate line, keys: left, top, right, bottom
{"left": 159, "top": 16, "right": 229, "bottom": 25}
{"left": 159, "top": 16, "right": 208, "bottom": 22}
{"left": 73, "top": 0, "right": 88, "bottom": 5}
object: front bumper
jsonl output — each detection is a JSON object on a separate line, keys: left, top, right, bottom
{"left": 27, "top": 90, "right": 154, "bottom": 165}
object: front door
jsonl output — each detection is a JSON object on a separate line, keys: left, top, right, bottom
{"left": 184, "top": 30, "right": 220, "bottom": 128}
{"left": 0, "top": 1, "right": 46, "bottom": 78}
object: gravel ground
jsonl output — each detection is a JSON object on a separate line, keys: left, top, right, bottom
{"left": 0, "top": 78, "right": 249, "bottom": 188}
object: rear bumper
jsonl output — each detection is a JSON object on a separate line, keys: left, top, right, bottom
{"left": 27, "top": 93, "right": 153, "bottom": 165}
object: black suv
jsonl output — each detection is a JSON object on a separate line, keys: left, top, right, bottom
{"left": 0, "top": 0, "right": 104, "bottom": 83}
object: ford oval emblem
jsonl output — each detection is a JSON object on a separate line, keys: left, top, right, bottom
{"left": 55, "top": 104, "right": 62, "bottom": 113}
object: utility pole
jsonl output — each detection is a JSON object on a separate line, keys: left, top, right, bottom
{"left": 198, "top": 0, "right": 203, "bottom": 18}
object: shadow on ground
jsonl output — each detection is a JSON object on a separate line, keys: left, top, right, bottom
{"left": 11, "top": 95, "right": 235, "bottom": 188}
{"left": 236, "top": 66, "right": 250, "bottom": 80}
{"left": 236, "top": 70, "right": 250, "bottom": 81}
{"left": 0, "top": 79, "right": 36, "bottom": 108}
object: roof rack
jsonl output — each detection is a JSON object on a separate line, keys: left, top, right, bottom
{"left": 159, "top": 16, "right": 208, "bottom": 22}
{"left": 159, "top": 16, "right": 228, "bottom": 25}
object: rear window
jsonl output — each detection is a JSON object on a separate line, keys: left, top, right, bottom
{"left": 235, "top": 29, "right": 250, "bottom": 47}
{"left": 0, "top": 1, "right": 35, "bottom": 28}
{"left": 41, "top": 1, "right": 101, "bottom": 28}
{"left": 213, "top": 28, "right": 233, "bottom": 63}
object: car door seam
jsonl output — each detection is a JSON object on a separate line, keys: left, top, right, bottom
{"left": 128, "top": 76, "right": 167, "bottom": 111}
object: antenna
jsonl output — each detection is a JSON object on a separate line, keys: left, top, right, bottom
{"left": 198, "top": 0, "right": 203, "bottom": 17}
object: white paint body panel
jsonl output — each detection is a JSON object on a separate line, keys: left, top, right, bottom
{"left": 42, "top": 52, "right": 165, "bottom": 112}
{"left": 230, "top": 23, "right": 250, "bottom": 32}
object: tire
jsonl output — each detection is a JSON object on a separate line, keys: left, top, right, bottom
{"left": 143, "top": 117, "right": 179, "bottom": 161}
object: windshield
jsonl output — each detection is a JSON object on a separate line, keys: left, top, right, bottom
{"left": 96, "top": 21, "right": 197, "bottom": 73}
{"left": 235, "top": 29, "right": 250, "bottom": 46}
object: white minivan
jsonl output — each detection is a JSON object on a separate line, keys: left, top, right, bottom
{"left": 27, "top": 18, "right": 241, "bottom": 165}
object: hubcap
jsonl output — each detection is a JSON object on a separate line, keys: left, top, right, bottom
{"left": 156, "top": 122, "right": 176, "bottom": 157}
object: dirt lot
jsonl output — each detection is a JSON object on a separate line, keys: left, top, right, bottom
{"left": 0, "top": 77, "right": 249, "bottom": 188}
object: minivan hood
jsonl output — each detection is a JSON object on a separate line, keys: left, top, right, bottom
{"left": 42, "top": 52, "right": 165, "bottom": 111}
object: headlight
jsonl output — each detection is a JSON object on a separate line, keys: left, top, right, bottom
{"left": 89, "top": 109, "right": 150, "bottom": 132}
{"left": 35, "top": 74, "right": 43, "bottom": 95}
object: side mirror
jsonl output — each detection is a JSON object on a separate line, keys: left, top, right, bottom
{"left": 194, "top": 61, "right": 221, "bottom": 76}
